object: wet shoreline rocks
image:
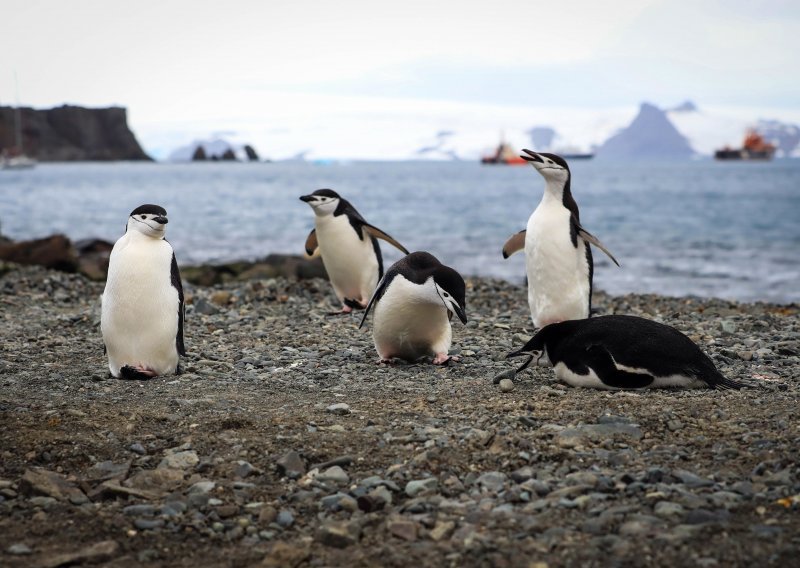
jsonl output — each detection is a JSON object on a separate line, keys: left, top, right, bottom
{"left": 0, "top": 232, "right": 326, "bottom": 284}
{"left": 0, "top": 264, "right": 798, "bottom": 566}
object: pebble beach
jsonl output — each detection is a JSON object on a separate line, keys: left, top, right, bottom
{"left": 1, "top": 262, "right": 799, "bottom": 567}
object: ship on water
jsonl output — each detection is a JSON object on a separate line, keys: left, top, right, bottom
{"left": 481, "top": 139, "right": 593, "bottom": 165}
{"left": 715, "top": 130, "right": 776, "bottom": 161}
{"left": 481, "top": 141, "right": 527, "bottom": 165}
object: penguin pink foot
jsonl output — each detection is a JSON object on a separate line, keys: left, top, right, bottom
{"left": 328, "top": 298, "right": 367, "bottom": 315}
{"left": 119, "top": 365, "right": 158, "bottom": 380}
{"left": 433, "top": 353, "right": 459, "bottom": 365}
{"left": 328, "top": 305, "right": 353, "bottom": 316}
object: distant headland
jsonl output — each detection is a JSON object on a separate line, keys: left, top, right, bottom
{"left": 0, "top": 105, "right": 151, "bottom": 161}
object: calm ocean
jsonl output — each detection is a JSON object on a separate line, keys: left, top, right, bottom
{"left": 1, "top": 160, "right": 798, "bottom": 303}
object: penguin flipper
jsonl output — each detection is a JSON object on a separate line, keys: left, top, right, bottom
{"left": 502, "top": 230, "right": 526, "bottom": 259}
{"left": 362, "top": 223, "right": 409, "bottom": 255}
{"left": 584, "top": 344, "right": 654, "bottom": 389}
{"left": 304, "top": 229, "right": 320, "bottom": 258}
{"left": 358, "top": 276, "right": 385, "bottom": 329}
{"left": 577, "top": 226, "right": 620, "bottom": 267}
{"left": 170, "top": 252, "right": 186, "bottom": 357}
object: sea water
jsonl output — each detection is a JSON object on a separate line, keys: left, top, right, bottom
{"left": 1, "top": 160, "right": 798, "bottom": 303}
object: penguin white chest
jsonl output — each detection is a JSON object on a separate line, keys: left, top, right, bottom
{"left": 525, "top": 201, "right": 590, "bottom": 327}
{"left": 372, "top": 277, "right": 451, "bottom": 361}
{"left": 316, "top": 215, "right": 379, "bottom": 303}
{"left": 101, "top": 235, "right": 179, "bottom": 377}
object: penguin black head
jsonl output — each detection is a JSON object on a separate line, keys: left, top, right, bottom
{"left": 300, "top": 189, "right": 341, "bottom": 216}
{"left": 520, "top": 149, "right": 570, "bottom": 186}
{"left": 405, "top": 252, "right": 467, "bottom": 324}
{"left": 127, "top": 204, "right": 169, "bottom": 238}
{"left": 506, "top": 322, "right": 567, "bottom": 372}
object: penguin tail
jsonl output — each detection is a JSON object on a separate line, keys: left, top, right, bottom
{"left": 711, "top": 373, "right": 746, "bottom": 390}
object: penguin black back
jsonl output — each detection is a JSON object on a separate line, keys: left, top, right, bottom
{"left": 510, "top": 315, "right": 744, "bottom": 390}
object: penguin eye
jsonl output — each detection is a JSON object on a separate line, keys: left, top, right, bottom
{"left": 140, "top": 215, "right": 146, "bottom": 220}
{"left": 443, "top": 292, "right": 450, "bottom": 298}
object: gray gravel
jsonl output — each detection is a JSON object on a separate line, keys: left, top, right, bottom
{"left": 1, "top": 262, "right": 799, "bottom": 567}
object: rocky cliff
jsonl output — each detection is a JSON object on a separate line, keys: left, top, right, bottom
{"left": 0, "top": 105, "right": 151, "bottom": 161}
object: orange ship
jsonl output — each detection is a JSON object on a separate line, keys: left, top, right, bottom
{"left": 481, "top": 141, "right": 527, "bottom": 165}
{"left": 715, "top": 130, "right": 776, "bottom": 160}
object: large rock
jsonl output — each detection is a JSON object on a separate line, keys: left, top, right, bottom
{"left": 0, "top": 105, "right": 151, "bottom": 161}
{"left": 20, "top": 468, "right": 86, "bottom": 502}
{"left": 74, "top": 238, "right": 113, "bottom": 281}
{"left": 181, "top": 254, "right": 327, "bottom": 286}
{"left": 0, "top": 234, "right": 78, "bottom": 272}
{"left": 244, "top": 144, "right": 260, "bottom": 161}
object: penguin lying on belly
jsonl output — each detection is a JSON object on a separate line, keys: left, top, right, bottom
{"left": 360, "top": 252, "right": 467, "bottom": 365}
{"left": 101, "top": 204, "right": 185, "bottom": 380}
{"left": 507, "top": 315, "right": 745, "bottom": 390}
{"left": 300, "top": 189, "right": 409, "bottom": 314}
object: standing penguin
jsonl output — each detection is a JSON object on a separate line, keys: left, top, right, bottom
{"left": 507, "top": 315, "right": 745, "bottom": 390}
{"left": 502, "top": 150, "right": 619, "bottom": 328}
{"left": 359, "top": 252, "right": 467, "bottom": 365}
{"left": 300, "top": 189, "right": 409, "bottom": 313}
{"left": 101, "top": 204, "right": 185, "bottom": 379}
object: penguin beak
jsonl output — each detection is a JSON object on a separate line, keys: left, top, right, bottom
{"left": 299, "top": 195, "right": 315, "bottom": 203}
{"left": 506, "top": 349, "right": 539, "bottom": 373}
{"left": 453, "top": 304, "right": 467, "bottom": 325}
{"left": 520, "top": 149, "right": 543, "bottom": 163}
{"left": 153, "top": 216, "right": 168, "bottom": 225}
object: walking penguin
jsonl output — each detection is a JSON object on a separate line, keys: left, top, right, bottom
{"left": 300, "top": 189, "right": 409, "bottom": 313}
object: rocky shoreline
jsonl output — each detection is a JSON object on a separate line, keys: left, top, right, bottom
{"left": 1, "top": 263, "right": 798, "bottom": 567}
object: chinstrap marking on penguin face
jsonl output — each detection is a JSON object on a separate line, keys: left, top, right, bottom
{"left": 359, "top": 251, "right": 466, "bottom": 328}
{"left": 128, "top": 212, "right": 169, "bottom": 238}
{"left": 300, "top": 189, "right": 341, "bottom": 216}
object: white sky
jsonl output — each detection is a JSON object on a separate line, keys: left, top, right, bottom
{"left": 2, "top": 0, "right": 799, "bottom": 159}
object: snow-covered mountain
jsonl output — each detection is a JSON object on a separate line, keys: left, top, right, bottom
{"left": 149, "top": 96, "right": 800, "bottom": 162}
{"left": 595, "top": 102, "right": 694, "bottom": 160}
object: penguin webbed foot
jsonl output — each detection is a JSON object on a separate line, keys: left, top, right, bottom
{"left": 433, "top": 353, "right": 458, "bottom": 366}
{"left": 328, "top": 299, "right": 366, "bottom": 316}
{"left": 119, "top": 365, "right": 158, "bottom": 381}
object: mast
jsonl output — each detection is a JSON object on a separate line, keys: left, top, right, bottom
{"left": 14, "top": 72, "right": 23, "bottom": 151}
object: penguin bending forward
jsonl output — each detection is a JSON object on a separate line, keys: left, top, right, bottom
{"left": 507, "top": 315, "right": 745, "bottom": 390}
{"left": 300, "top": 189, "right": 409, "bottom": 314}
{"left": 101, "top": 204, "right": 185, "bottom": 379}
{"left": 359, "top": 252, "right": 467, "bottom": 365}
{"left": 502, "top": 150, "right": 619, "bottom": 328}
